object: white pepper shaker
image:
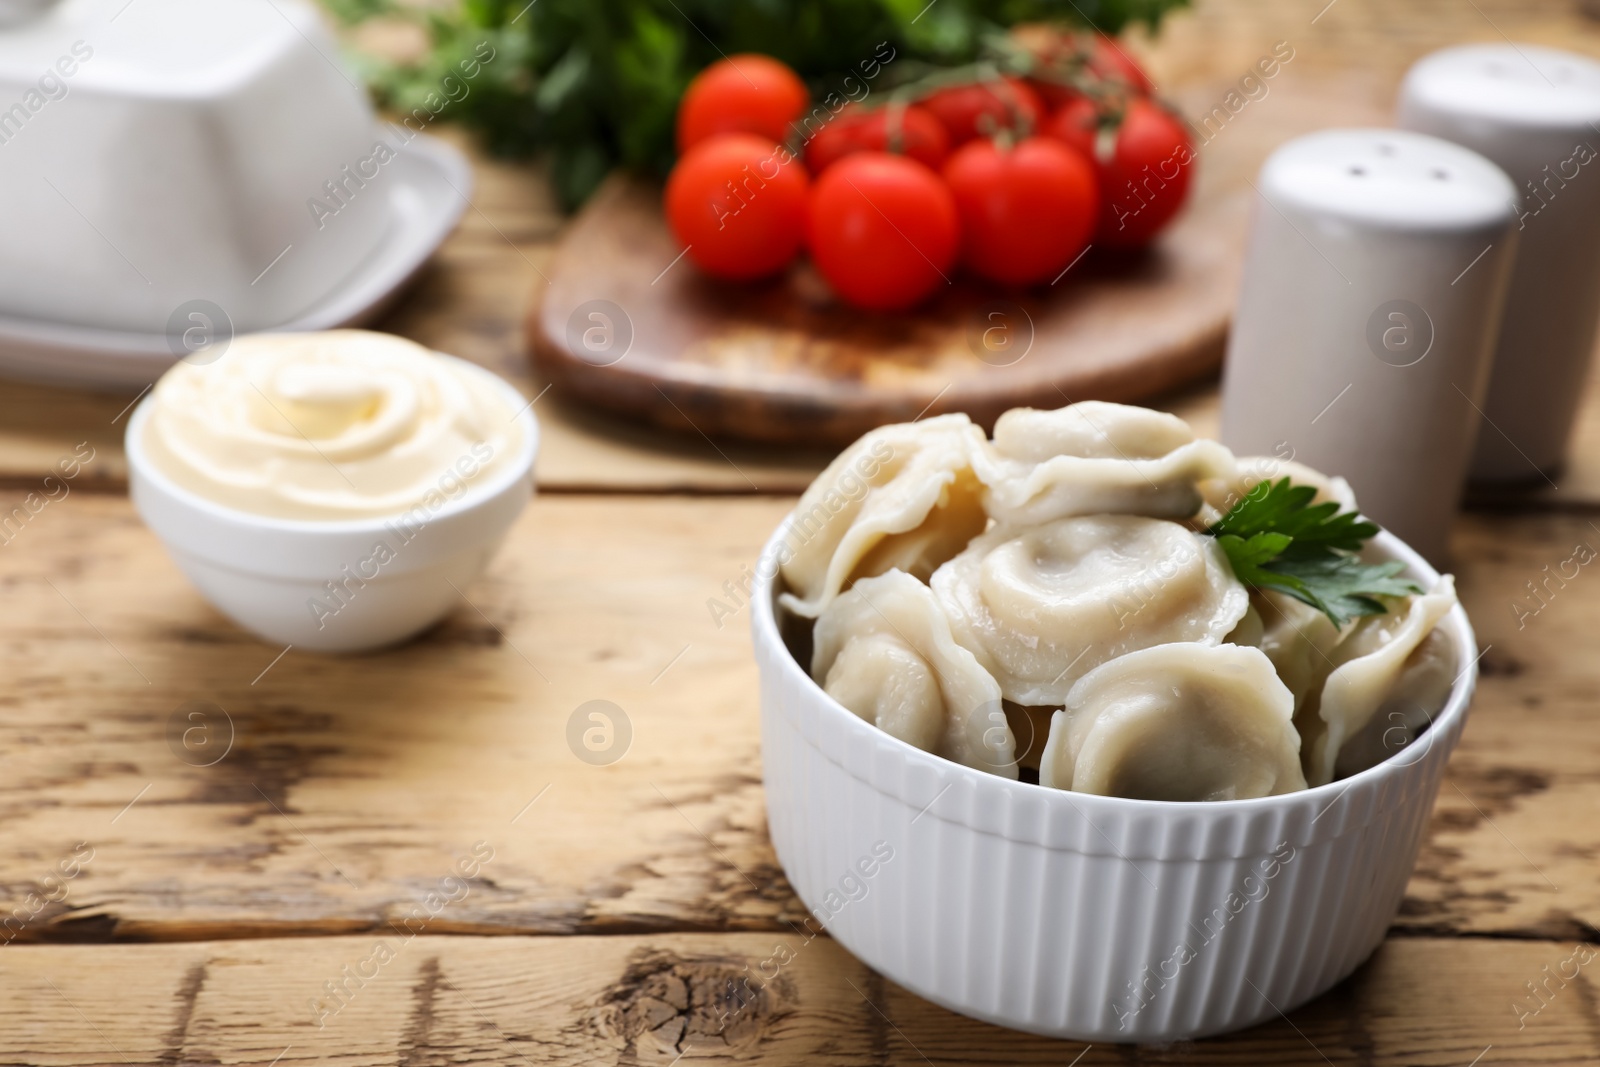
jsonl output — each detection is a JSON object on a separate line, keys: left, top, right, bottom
{"left": 0, "top": 0, "right": 56, "bottom": 25}
{"left": 1220, "top": 129, "right": 1519, "bottom": 563}
{"left": 1399, "top": 44, "right": 1600, "bottom": 483}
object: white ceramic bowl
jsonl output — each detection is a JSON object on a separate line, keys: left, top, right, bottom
{"left": 126, "top": 355, "right": 538, "bottom": 653}
{"left": 0, "top": 0, "right": 390, "bottom": 335}
{"left": 752, "top": 520, "right": 1476, "bottom": 1042}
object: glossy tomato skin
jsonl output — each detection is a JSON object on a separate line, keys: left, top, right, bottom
{"left": 1045, "top": 95, "right": 1098, "bottom": 158}
{"left": 1029, "top": 78, "right": 1084, "bottom": 116}
{"left": 920, "top": 77, "right": 1043, "bottom": 146}
{"left": 805, "top": 104, "right": 950, "bottom": 175}
{"left": 1026, "top": 33, "right": 1151, "bottom": 111}
{"left": 1083, "top": 34, "right": 1153, "bottom": 94}
{"left": 676, "top": 54, "right": 809, "bottom": 152}
{"left": 942, "top": 137, "right": 1098, "bottom": 286}
{"left": 1045, "top": 97, "right": 1194, "bottom": 248}
{"left": 807, "top": 153, "right": 958, "bottom": 311}
{"left": 665, "top": 134, "right": 809, "bottom": 280}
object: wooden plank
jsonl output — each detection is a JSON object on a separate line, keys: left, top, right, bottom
{"left": 1404, "top": 513, "right": 1600, "bottom": 939}
{"left": 0, "top": 494, "right": 1596, "bottom": 943}
{"left": 1, "top": 933, "right": 1595, "bottom": 1064}
{"left": 11, "top": 348, "right": 1595, "bottom": 501}
{"left": 10, "top": 0, "right": 1600, "bottom": 495}
{"left": 0, "top": 493, "right": 798, "bottom": 941}
{"left": 1, "top": 5, "right": 1595, "bottom": 1061}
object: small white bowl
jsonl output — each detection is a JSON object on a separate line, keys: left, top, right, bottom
{"left": 126, "top": 355, "right": 538, "bottom": 653}
{"left": 752, "top": 521, "right": 1476, "bottom": 1042}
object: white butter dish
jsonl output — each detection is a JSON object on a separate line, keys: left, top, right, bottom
{"left": 0, "top": 0, "right": 469, "bottom": 389}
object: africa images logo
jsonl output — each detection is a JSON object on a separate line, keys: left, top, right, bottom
{"left": 0, "top": 41, "right": 93, "bottom": 147}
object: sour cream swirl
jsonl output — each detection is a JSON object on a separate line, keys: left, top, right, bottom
{"left": 141, "top": 330, "right": 524, "bottom": 521}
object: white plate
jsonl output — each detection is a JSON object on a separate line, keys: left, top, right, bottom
{"left": 0, "top": 131, "right": 471, "bottom": 392}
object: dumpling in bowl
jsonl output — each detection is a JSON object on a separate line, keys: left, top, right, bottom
{"left": 971, "top": 402, "right": 1236, "bottom": 526}
{"left": 812, "top": 570, "right": 1017, "bottom": 778}
{"left": 930, "top": 515, "right": 1249, "bottom": 705}
{"left": 1332, "top": 627, "right": 1457, "bottom": 780}
{"left": 1300, "top": 576, "right": 1459, "bottom": 786}
{"left": 1224, "top": 602, "right": 1265, "bottom": 647}
{"left": 1039, "top": 643, "right": 1306, "bottom": 800}
{"left": 780, "top": 415, "right": 987, "bottom": 618}
{"left": 1255, "top": 589, "right": 1344, "bottom": 712}
{"left": 1199, "top": 454, "right": 1357, "bottom": 525}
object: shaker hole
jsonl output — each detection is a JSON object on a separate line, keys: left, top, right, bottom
{"left": 1376, "top": 143, "right": 1396, "bottom": 156}
{"left": 1348, "top": 166, "right": 1367, "bottom": 176}
{"left": 1431, "top": 168, "right": 1450, "bottom": 180}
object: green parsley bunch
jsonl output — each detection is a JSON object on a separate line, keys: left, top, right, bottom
{"left": 1206, "top": 478, "right": 1423, "bottom": 627}
{"left": 323, "top": 0, "right": 1188, "bottom": 209}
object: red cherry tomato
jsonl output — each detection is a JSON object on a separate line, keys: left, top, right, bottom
{"left": 1046, "top": 95, "right": 1098, "bottom": 159}
{"left": 805, "top": 103, "right": 951, "bottom": 175}
{"left": 677, "top": 54, "right": 809, "bottom": 152}
{"left": 1045, "top": 97, "right": 1194, "bottom": 248}
{"left": 1083, "top": 34, "right": 1153, "bottom": 94}
{"left": 942, "top": 137, "right": 1098, "bottom": 286}
{"left": 1028, "top": 78, "right": 1083, "bottom": 116}
{"left": 919, "top": 77, "right": 1043, "bottom": 146}
{"left": 1027, "top": 32, "right": 1152, "bottom": 110}
{"left": 807, "top": 153, "right": 959, "bottom": 311}
{"left": 665, "top": 134, "right": 809, "bottom": 280}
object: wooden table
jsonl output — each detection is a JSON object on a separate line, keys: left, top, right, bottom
{"left": 2, "top": 1, "right": 1599, "bottom": 1062}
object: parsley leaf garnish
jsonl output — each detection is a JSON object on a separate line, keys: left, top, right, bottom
{"left": 1205, "top": 477, "right": 1422, "bottom": 627}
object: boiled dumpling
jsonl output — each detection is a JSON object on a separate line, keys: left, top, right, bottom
{"left": 1199, "top": 455, "right": 1357, "bottom": 525}
{"left": 930, "top": 515, "right": 1249, "bottom": 705}
{"left": 1039, "top": 643, "right": 1306, "bottom": 800}
{"left": 779, "top": 415, "right": 988, "bottom": 618}
{"left": 812, "top": 570, "right": 1016, "bottom": 778}
{"left": 1301, "top": 576, "right": 1458, "bottom": 786}
{"left": 1225, "top": 602, "right": 1265, "bottom": 647}
{"left": 1256, "top": 589, "right": 1344, "bottom": 712}
{"left": 1333, "top": 627, "right": 1456, "bottom": 779}
{"left": 971, "top": 402, "right": 1236, "bottom": 525}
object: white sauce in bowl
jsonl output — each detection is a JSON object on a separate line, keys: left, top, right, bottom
{"left": 140, "top": 330, "right": 523, "bottom": 521}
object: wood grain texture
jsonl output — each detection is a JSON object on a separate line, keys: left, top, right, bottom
{"left": 3, "top": 3, "right": 1600, "bottom": 1061}
{"left": 0, "top": 493, "right": 798, "bottom": 942}
{"left": 7, "top": 0, "right": 1600, "bottom": 495}
{"left": 528, "top": 174, "right": 1245, "bottom": 445}
{"left": 2, "top": 933, "right": 1596, "bottom": 1064}
{"left": 0, "top": 493, "right": 1596, "bottom": 946}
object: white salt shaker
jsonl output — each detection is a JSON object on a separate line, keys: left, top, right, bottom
{"left": 1220, "top": 129, "right": 1519, "bottom": 563}
{"left": 1399, "top": 44, "right": 1600, "bottom": 483}
{"left": 0, "top": 0, "right": 55, "bottom": 25}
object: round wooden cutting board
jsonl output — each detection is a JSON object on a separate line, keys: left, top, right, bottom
{"left": 528, "top": 173, "right": 1248, "bottom": 445}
